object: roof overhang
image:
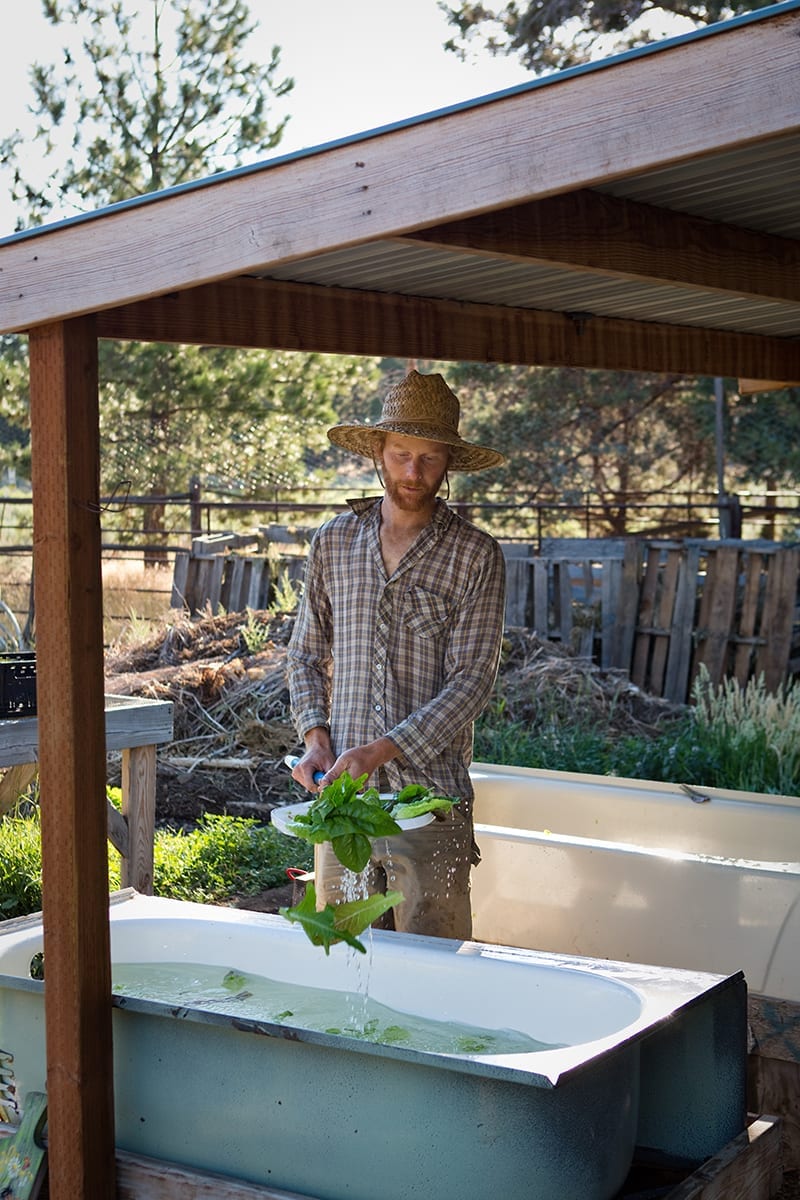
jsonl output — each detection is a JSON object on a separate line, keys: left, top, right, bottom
{"left": 1, "top": 1, "right": 799, "bottom": 380}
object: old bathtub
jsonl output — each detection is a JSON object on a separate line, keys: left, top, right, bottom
{"left": 0, "top": 892, "right": 745, "bottom": 1200}
{"left": 470, "top": 762, "right": 800, "bottom": 1002}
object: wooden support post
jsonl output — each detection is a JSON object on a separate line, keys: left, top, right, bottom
{"left": 120, "top": 744, "right": 157, "bottom": 894}
{"left": 29, "top": 318, "right": 116, "bottom": 1198}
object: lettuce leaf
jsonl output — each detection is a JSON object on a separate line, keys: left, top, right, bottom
{"left": 279, "top": 884, "right": 403, "bottom": 955}
{"left": 287, "top": 772, "right": 401, "bottom": 868}
{"left": 391, "top": 795, "right": 456, "bottom": 820}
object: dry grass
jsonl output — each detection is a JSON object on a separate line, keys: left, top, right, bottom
{"left": 105, "top": 609, "right": 299, "bottom": 807}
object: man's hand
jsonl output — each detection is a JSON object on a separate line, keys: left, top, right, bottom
{"left": 292, "top": 728, "right": 334, "bottom": 792}
{"left": 320, "top": 736, "right": 398, "bottom": 790}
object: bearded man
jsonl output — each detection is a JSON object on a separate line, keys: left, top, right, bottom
{"left": 286, "top": 370, "right": 506, "bottom": 938}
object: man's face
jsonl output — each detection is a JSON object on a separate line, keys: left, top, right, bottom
{"left": 380, "top": 433, "right": 450, "bottom": 512}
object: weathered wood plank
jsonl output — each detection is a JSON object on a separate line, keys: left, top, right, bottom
{"left": 617, "top": 540, "right": 643, "bottom": 674}
{"left": 116, "top": 1150, "right": 320, "bottom": 1199}
{"left": 170, "top": 551, "right": 189, "bottom": 608}
{"left": 501, "top": 544, "right": 533, "bottom": 628}
{"left": 660, "top": 1116, "right": 782, "bottom": 1200}
{"left": 692, "top": 546, "right": 740, "bottom": 688}
{"left": 631, "top": 547, "right": 662, "bottom": 689}
{"left": 733, "top": 551, "right": 765, "bottom": 685}
{"left": 120, "top": 745, "right": 156, "bottom": 894}
{"left": 748, "top": 994, "right": 800, "bottom": 1167}
{"left": 663, "top": 542, "right": 702, "bottom": 704}
{"left": 601, "top": 557, "right": 621, "bottom": 669}
{"left": 755, "top": 547, "right": 800, "bottom": 691}
{"left": 29, "top": 318, "right": 116, "bottom": 1197}
{"left": 555, "top": 562, "right": 574, "bottom": 647}
{"left": 532, "top": 558, "right": 549, "bottom": 637}
{"left": 245, "top": 558, "right": 267, "bottom": 610}
{"left": 649, "top": 547, "right": 681, "bottom": 695}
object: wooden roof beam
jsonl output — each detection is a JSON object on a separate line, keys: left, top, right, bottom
{"left": 96, "top": 276, "right": 800, "bottom": 379}
{"left": 400, "top": 189, "right": 800, "bottom": 306}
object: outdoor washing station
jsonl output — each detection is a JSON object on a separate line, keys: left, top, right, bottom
{"left": 0, "top": 891, "right": 747, "bottom": 1200}
{"left": 1, "top": 759, "right": 795, "bottom": 1196}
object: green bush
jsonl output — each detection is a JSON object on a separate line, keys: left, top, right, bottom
{"left": 475, "top": 664, "right": 800, "bottom": 797}
{"left": 0, "top": 805, "right": 312, "bottom": 920}
{"left": 0, "top": 803, "right": 43, "bottom": 918}
{"left": 150, "top": 814, "right": 311, "bottom": 904}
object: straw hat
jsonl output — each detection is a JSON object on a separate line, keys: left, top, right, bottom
{"left": 327, "top": 371, "right": 506, "bottom": 472}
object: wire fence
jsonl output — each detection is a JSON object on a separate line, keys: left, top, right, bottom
{"left": 0, "top": 482, "right": 798, "bottom": 641}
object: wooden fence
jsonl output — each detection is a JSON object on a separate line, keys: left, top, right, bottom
{"left": 512, "top": 537, "right": 800, "bottom": 702}
{"left": 171, "top": 532, "right": 800, "bottom": 704}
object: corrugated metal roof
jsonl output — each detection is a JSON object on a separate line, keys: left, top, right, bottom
{"left": 600, "top": 134, "right": 800, "bottom": 238}
{"left": 260, "top": 240, "right": 800, "bottom": 338}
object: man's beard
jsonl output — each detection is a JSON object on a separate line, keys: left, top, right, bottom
{"left": 384, "top": 472, "right": 445, "bottom": 511}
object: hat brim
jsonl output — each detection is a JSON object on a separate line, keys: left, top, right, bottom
{"left": 327, "top": 422, "right": 505, "bottom": 472}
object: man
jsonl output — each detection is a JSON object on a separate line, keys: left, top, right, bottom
{"left": 286, "top": 369, "right": 506, "bottom": 939}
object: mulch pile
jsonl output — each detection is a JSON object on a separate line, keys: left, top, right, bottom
{"left": 103, "top": 610, "right": 684, "bottom": 828}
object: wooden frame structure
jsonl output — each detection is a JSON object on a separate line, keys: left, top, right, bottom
{"left": 1, "top": 3, "right": 799, "bottom": 1193}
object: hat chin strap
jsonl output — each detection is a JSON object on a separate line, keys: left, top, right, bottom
{"left": 372, "top": 450, "right": 385, "bottom": 490}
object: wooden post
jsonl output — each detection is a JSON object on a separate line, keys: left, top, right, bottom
{"left": 29, "top": 318, "right": 116, "bottom": 1197}
{"left": 120, "top": 744, "right": 156, "bottom": 893}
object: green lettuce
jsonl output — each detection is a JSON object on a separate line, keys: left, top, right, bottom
{"left": 280, "top": 883, "right": 403, "bottom": 955}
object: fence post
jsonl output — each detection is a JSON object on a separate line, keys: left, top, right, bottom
{"left": 189, "top": 475, "right": 202, "bottom": 539}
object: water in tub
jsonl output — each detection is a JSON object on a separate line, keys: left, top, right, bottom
{"left": 111, "top": 866, "right": 563, "bottom": 1057}
{"left": 111, "top": 958, "right": 565, "bottom": 1055}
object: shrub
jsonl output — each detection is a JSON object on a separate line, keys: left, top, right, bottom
{"left": 0, "top": 804, "right": 311, "bottom": 920}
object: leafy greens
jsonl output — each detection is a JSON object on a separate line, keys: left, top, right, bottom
{"left": 286, "top": 773, "right": 457, "bottom": 872}
{"left": 280, "top": 883, "right": 404, "bottom": 955}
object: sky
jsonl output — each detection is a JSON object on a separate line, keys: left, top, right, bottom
{"left": 0, "top": 0, "right": 538, "bottom": 235}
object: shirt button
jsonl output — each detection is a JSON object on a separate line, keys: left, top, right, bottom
{"left": 374, "top": 704, "right": 382, "bottom": 712}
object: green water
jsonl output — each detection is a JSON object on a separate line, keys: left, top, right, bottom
{"left": 112, "top": 962, "right": 564, "bottom": 1056}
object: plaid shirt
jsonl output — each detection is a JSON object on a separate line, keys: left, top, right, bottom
{"left": 287, "top": 496, "right": 506, "bottom": 803}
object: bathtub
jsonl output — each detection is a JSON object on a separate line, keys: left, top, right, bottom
{"left": 0, "top": 892, "right": 745, "bottom": 1200}
{"left": 470, "top": 762, "right": 800, "bottom": 1002}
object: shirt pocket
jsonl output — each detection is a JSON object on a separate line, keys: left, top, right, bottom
{"left": 401, "top": 586, "right": 451, "bottom": 640}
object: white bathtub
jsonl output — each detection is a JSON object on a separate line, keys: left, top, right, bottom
{"left": 470, "top": 762, "right": 800, "bottom": 1001}
{"left": 0, "top": 892, "right": 746, "bottom": 1200}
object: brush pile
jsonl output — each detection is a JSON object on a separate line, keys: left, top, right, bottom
{"left": 103, "top": 611, "right": 683, "bottom": 827}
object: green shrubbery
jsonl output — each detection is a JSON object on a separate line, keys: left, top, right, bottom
{"left": 474, "top": 664, "right": 800, "bottom": 796}
{"left": 0, "top": 804, "right": 311, "bottom": 921}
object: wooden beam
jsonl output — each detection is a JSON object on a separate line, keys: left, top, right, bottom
{"left": 96, "top": 277, "right": 800, "bottom": 380}
{"left": 29, "top": 318, "right": 116, "bottom": 1198}
{"left": 401, "top": 189, "right": 800, "bottom": 304}
{"left": 1, "top": 8, "right": 798, "bottom": 331}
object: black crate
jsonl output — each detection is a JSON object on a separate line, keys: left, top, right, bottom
{"left": 0, "top": 652, "right": 37, "bottom": 718}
